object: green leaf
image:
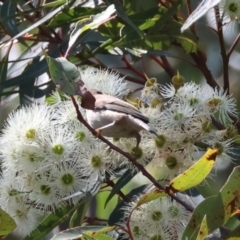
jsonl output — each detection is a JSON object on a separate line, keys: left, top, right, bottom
{"left": 0, "top": 0, "right": 28, "bottom": 47}
{"left": 23, "top": 199, "right": 89, "bottom": 240}
{"left": 9, "top": 0, "right": 76, "bottom": 43}
{"left": 46, "top": 56, "right": 81, "bottom": 95}
{"left": 0, "top": 59, "right": 48, "bottom": 89}
{"left": 51, "top": 226, "right": 106, "bottom": 240}
{"left": 0, "top": 41, "right": 68, "bottom": 90}
{"left": 43, "top": 0, "right": 66, "bottom": 8}
{"left": 108, "top": 184, "right": 150, "bottom": 226}
{"left": 0, "top": 48, "right": 9, "bottom": 97}
{"left": 69, "top": 200, "right": 90, "bottom": 227}
{"left": 205, "top": 166, "right": 240, "bottom": 234}
{"left": 196, "top": 215, "right": 208, "bottom": 240}
{"left": 168, "top": 148, "right": 218, "bottom": 193}
{"left": 114, "top": 0, "right": 144, "bottom": 38}
{"left": 228, "top": 225, "right": 240, "bottom": 240}
{"left": 48, "top": 7, "right": 101, "bottom": 28}
{"left": 182, "top": 195, "right": 217, "bottom": 240}
{"left": 0, "top": 208, "right": 16, "bottom": 237}
{"left": 104, "top": 169, "right": 137, "bottom": 208}
{"left": 67, "top": 4, "right": 116, "bottom": 53}
{"left": 183, "top": 166, "right": 240, "bottom": 240}
{"left": 181, "top": 0, "right": 220, "bottom": 32}
{"left": 19, "top": 57, "right": 46, "bottom": 105}
{"left": 136, "top": 188, "right": 167, "bottom": 206}
{"left": 83, "top": 233, "right": 115, "bottom": 240}
{"left": 51, "top": 226, "right": 116, "bottom": 240}
{"left": 123, "top": 0, "right": 159, "bottom": 13}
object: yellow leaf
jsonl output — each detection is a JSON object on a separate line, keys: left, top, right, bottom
{"left": 137, "top": 189, "right": 167, "bottom": 207}
{"left": 0, "top": 208, "right": 16, "bottom": 238}
{"left": 196, "top": 215, "right": 208, "bottom": 240}
{"left": 168, "top": 148, "right": 218, "bottom": 193}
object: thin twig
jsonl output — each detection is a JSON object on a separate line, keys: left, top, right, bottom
{"left": 151, "top": 55, "right": 174, "bottom": 78}
{"left": 186, "top": 0, "right": 196, "bottom": 34}
{"left": 214, "top": 6, "right": 229, "bottom": 93}
{"left": 227, "top": 32, "right": 240, "bottom": 58}
{"left": 71, "top": 96, "right": 194, "bottom": 212}
{"left": 122, "top": 55, "right": 146, "bottom": 79}
{"left": 160, "top": 56, "right": 175, "bottom": 78}
{"left": 190, "top": 51, "right": 219, "bottom": 89}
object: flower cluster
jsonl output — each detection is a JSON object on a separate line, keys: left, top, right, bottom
{"left": 138, "top": 79, "right": 237, "bottom": 179}
{"left": 0, "top": 68, "right": 129, "bottom": 237}
{"left": 0, "top": 67, "right": 238, "bottom": 238}
{"left": 120, "top": 196, "right": 192, "bottom": 240}
{"left": 0, "top": 103, "right": 106, "bottom": 236}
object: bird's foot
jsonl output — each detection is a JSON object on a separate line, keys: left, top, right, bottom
{"left": 95, "top": 128, "right": 102, "bottom": 136}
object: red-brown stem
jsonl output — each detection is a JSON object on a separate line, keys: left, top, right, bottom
{"left": 214, "top": 6, "right": 229, "bottom": 93}
{"left": 151, "top": 55, "right": 174, "bottom": 78}
{"left": 227, "top": 33, "right": 240, "bottom": 58}
{"left": 122, "top": 55, "right": 146, "bottom": 79}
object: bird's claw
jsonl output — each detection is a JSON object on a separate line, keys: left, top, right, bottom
{"left": 95, "top": 128, "right": 102, "bottom": 136}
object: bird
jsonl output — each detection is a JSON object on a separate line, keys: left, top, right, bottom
{"left": 77, "top": 80, "right": 157, "bottom": 147}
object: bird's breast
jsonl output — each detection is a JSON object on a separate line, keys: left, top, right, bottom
{"left": 86, "top": 109, "right": 126, "bottom": 129}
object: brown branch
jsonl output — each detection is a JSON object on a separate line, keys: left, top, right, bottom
{"left": 227, "top": 33, "right": 240, "bottom": 58}
{"left": 122, "top": 55, "right": 146, "bottom": 79}
{"left": 151, "top": 55, "right": 174, "bottom": 78}
{"left": 70, "top": 96, "right": 194, "bottom": 212}
{"left": 186, "top": 0, "right": 196, "bottom": 34}
{"left": 190, "top": 51, "right": 219, "bottom": 89}
{"left": 214, "top": 6, "right": 229, "bottom": 93}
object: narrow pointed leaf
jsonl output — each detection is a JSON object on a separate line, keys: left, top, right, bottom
{"left": 9, "top": 0, "right": 76, "bottom": 43}
{"left": 114, "top": 0, "right": 144, "bottom": 38}
{"left": 23, "top": 198, "right": 89, "bottom": 240}
{"left": 68, "top": 4, "right": 116, "bottom": 52}
{"left": 51, "top": 226, "right": 108, "bottom": 240}
{"left": 196, "top": 215, "right": 208, "bottom": 240}
{"left": 168, "top": 148, "right": 218, "bottom": 193}
{"left": 136, "top": 188, "right": 167, "bottom": 206}
{"left": 69, "top": 200, "right": 90, "bottom": 227}
{"left": 0, "top": 49, "right": 9, "bottom": 97}
{"left": 181, "top": 0, "right": 220, "bottom": 32}
{"left": 182, "top": 195, "right": 217, "bottom": 240}
{"left": 183, "top": 166, "right": 240, "bottom": 240}
{"left": 0, "top": 0, "right": 28, "bottom": 47}
{"left": 104, "top": 169, "right": 137, "bottom": 208}
{"left": 206, "top": 166, "right": 240, "bottom": 233}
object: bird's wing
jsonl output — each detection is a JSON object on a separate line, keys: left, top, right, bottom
{"left": 94, "top": 94, "right": 149, "bottom": 123}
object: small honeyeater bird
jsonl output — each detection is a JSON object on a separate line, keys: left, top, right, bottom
{"left": 77, "top": 81, "right": 157, "bottom": 147}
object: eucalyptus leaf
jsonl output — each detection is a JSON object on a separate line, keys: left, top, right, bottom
{"left": 104, "top": 169, "right": 137, "bottom": 208}
{"left": 0, "top": 208, "right": 16, "bottom": 238}
{"left": 0, "top": 0, "right": 28, "bottom": 47}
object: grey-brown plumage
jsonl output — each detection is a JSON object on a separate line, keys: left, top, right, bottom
{"left": 78, "top": 84, "right": 157, "bottom": 147}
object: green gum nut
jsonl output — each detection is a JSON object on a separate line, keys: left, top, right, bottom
{"left": 151, "top": 98, "right": 162, "bottom": 108}
{"left": 172, "top": 72, "right": 185, "bottom": 91}
{"left": 145, "top": 78, "right": 157, "bottom": 87}
{"left": 133, "top": 97, "right": 142, "bottom": 108}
